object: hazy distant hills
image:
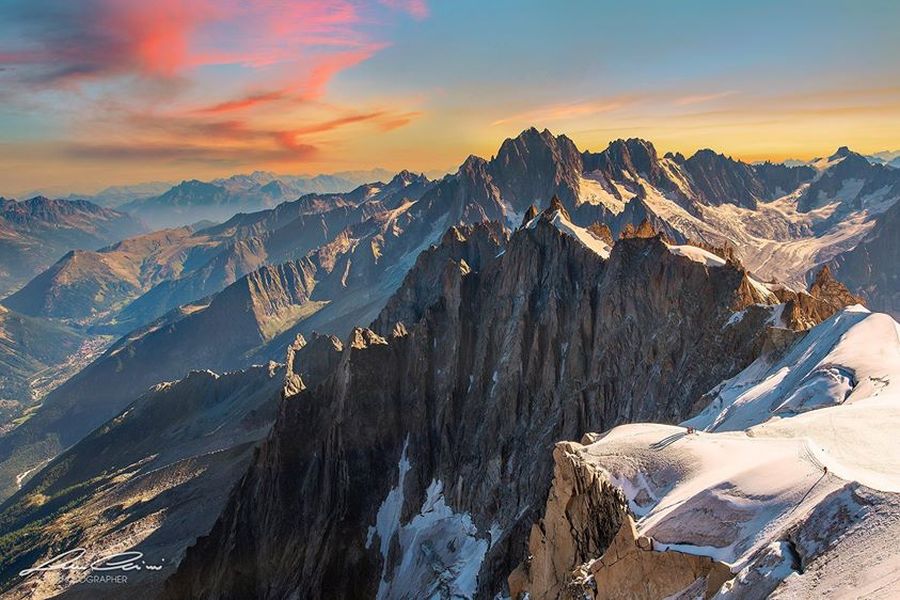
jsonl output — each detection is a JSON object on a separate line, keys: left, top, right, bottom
{"left": 113, "top": 168, "right": 396, "bottom": 229}
{"left": 0, "top": 196, "right": 146, "bottom": 297}
{"left": 864, "top": 150, "right": 900, "bottom": 169}
{"left": 3, "top": 172, "right": 432, "bottom": 331}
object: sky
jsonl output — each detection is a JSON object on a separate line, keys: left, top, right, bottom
{"left": 1, "top": 0, "right": 899, "bottom": 196}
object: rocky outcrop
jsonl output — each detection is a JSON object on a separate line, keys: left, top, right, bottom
{"left": 511, "top": 442, "right": 731, "bottom": 600}
{"left": 808, "top": 265, "right": 865, "bottom": 308}
{"left": 508, "top": 441, "right": 627, "bottom": 599}
{"left": 620, "top": 218, "right": 662, "bottom": 240}
{"left": 588, "top": 516, "right": 731, "bottom": 600}
{"left": 771, "top": 266, "right": 865, "bottom": 330}
{"left": 586, "top": 222, "right": 613, "bottom": 246}
{"left": 165, "top": 211, "right": 804, "bottom": 599}
{"left": 283, "top": 332, "right": 344, "bottom": 396}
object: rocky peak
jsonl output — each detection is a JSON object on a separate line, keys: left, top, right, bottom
{"left": 543, "top": 194, "right": 572, "bottom": 221}
{"left": 1, "top": 195, "right": 121, "bottom": 222}
{"left": 348, "top": 327, "right": 388, "bottom": 350}
{"left": 830, "top": 146, "right": 854, "bottom": 160}
{"left": 605, "top": 138, "right": 659, "bottom": 176}
{"left": 664, "top": 150, "right": 687, "bottom": 164}
{"left": 681, "top": 148, "right": 764, "bottom": 208}
{"left": 260, "top": 179, "right": 292, "bottom": 197}
{"left": 582, "top": 138, "right": 686, "bottom": 202}
{"left": 826, "top": 146, "right": 872, "bottom": 172}
{"left": 521, "top": 204, "right": 538, "bottom": 227}
{"left": 768, "top": 266, "right": 866, "bottom": 330}
{"left": 620, "top": 218, "right": 658, "bottom": 239}
{"left": 495, "top": 127, "right": 558, "bottom": 158}
{"left": 488, "top": 127, "right": 584, "bottom": 213}
{"left": 388, "top": 169, "right": 427, "bottom": 187}
{"left": 457, "top": 155, "right": 492, "bottom": 184}
{"left": 809, "top": 264, "right": 865, "bottom": 307}
{"left": 798, "top": 144, "right": 899, "bottom": 212}
{"left": 584, "top": 138, "right": 662, "bottom": 183}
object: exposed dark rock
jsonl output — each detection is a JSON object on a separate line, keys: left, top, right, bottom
{"left": 166, "top": 214, "right": 807, "bottom": 599}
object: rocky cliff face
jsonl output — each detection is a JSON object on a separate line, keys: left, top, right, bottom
{"left": 510, "top": 442, "right": 731, "bottom": 600}
{"left": 165, "top": 210, "right": 823, "bottom": 599}
{"left": 490, "top": 127, "right": 584, "bottom": 213}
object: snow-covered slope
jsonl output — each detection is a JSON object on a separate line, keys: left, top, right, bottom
{"left": 543, "top": 307, "right": 900, "bottom": 598}
{"left": 637, "top": 174, "right": 894, "bottom": 287}
{"left": 527, "top": 207, "right": 612, "bottom": 258}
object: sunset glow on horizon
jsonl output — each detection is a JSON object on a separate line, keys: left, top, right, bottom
{"left": 1, "top": 0, "right": 899, "bottom": 196}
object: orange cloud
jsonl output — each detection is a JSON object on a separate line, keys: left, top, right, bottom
{"left": 192, "top": 44, "right": 384, "bottom": 115}
{"left": 196, "top": 90, "right": 290, "bottom": 114}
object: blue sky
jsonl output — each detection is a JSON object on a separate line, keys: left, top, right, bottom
{"left": 1, "top": 0, "right": 898, "bottom": 195}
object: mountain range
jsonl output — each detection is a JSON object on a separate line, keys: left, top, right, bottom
{"left": 0, "top": 197, "right": 145, "bottom": 296}
{"left": 108, "top": 168, "right": 397, "bottom": 229}
{"left": 0, "top": 128, "right": 898, "bottom": 599}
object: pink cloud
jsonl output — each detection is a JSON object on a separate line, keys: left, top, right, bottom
{"left": 1, "top": 1, "right": 428, "bottom": 171}
{"left": 196, "top": 90, "right": 290, "bottom": 114}
{"left": 0, "top": 0, "right": 415, "bottom": 89}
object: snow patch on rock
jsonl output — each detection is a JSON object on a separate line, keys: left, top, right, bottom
{"left": 665, "top": 243, "right": 727, "bottom": 267}
{"left": 368, "top": 439, "right": 490, "bottom": 599}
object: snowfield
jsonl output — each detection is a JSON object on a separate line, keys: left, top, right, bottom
{"left": 572, "top": 306, "right": 900, "bottom": 597}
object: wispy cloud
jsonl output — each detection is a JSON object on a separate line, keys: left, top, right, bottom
{"left": 673, "top": 90, "right": 738, "bottom": 106}
{"left": 491, "top": 97, "right": 639, "bottom": 126}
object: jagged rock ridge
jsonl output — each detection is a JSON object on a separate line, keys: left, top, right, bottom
{"left": 164, "top": 210, "right": 856, "bottom": 598}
